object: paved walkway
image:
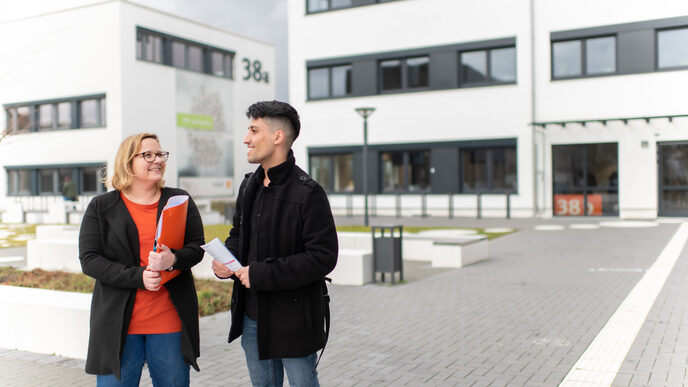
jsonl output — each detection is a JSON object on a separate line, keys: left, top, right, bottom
{"left": 2, "top": 216, "right": 688, "bottom": 386}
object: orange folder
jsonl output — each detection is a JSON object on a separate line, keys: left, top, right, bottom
{"left": 155, "top": 195, "right": 189, "bottom": 284}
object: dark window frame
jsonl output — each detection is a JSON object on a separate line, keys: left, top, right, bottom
{"left": 136, "top": 26, "right": 235, "bottom": 80}
{"left": 4, "top": 94, "right": 106, "bottom": 134}
{"left": 6, "top": 164, "right": 106, "bottom": 197}
{"left": 459, "top": 45, "right": 517, "bottom": 87}
{"left": 305, "top": 0, "right": 400, "bottom": 14}
{"left": 378, "top": 55, "right": 430, "bottom": 93}
{"left": 459, "top": 146, "right": 517, "bottom": 194}
{"left": 308, "top": 152, "right": 355, "bottom": 193}
{"left": 551, "top": 35, "right": 618, "bottom": 80}
{"left": 379, "top": 149, "right": 431, "bottom": 193}
{"left": 307, "top": 64, "right": 353, "bottom": 100}
{"left": 655, "top": 25, "right": 688, "bottom": 72}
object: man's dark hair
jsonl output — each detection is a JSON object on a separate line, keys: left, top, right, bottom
{"left": 246, "top": 100, "right": 301, "bottom": 143}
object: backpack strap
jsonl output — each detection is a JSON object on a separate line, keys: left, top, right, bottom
{"left": 314, "top": 277, "right": 332, "bottom": 372}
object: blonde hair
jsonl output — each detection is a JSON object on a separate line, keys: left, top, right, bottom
{"left": 108, "top": 133, "right": 165, "bottom": 191}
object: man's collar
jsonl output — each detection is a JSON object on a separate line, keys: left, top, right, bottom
{"left": 254, "top": 150, "right": 295, "bottom": 186}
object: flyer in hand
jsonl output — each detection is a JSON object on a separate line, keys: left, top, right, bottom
{"left": 201, "top": 238, "right": 243, "bottom": 272}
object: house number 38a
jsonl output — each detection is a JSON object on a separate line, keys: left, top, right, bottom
{"left": 242, "top": 58, "right": 269, "bottom": 83}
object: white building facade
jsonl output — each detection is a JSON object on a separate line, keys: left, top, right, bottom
{"left": 288, "top": 0, "right": 688, "bottom": 218}
{"left": 0, "top": 0, "right": 275, "bottom": 220}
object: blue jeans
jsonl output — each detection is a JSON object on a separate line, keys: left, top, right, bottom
{"left": 97, "top": 332, "right": 189, "bottom": 387}
{"left": 241, "top": 315, "right": 320, "bottom": 387}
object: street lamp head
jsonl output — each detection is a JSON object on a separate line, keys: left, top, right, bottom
{"left": 355, "top": 107, "right": 376, "bottom": 119}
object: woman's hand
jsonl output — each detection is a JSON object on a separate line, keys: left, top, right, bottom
{"left": 148, "top": 244, "right": 176, "bottom": 271}
{"left": 142, "top": 269, "right": 162, "bottom": 291}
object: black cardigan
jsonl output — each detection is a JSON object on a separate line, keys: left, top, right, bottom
{"left": 79, "top": 187, "right": 204, "bottom": 378}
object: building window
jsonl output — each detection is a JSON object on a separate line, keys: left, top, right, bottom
{"left": 309, "top": 153, "right": 354, "bottom": 192}
{"left": 380, "top": 150, "right": 430, "bottom": 193}
{"left": 552, "top": 143, "right": 618, "bottom": 216}
{"left": 6, "top": 165, "right": 106, "bottom": 196}
{"left": 210, "top": 51, "right": 233, "bottom": 78}
{"left": 7, "top": 169, "right": 31, "bottom": 195}
{"left": 552, "top": 36, "right": 616, "bottom": 79}
{"left": 657, "top": 27, "right": 688, "bottom": 69}
{"left": 460, "top": 46, "right": 516, "bottom": 85}
{"left": 4, "top": 95, "right": 105, "bottom": 134}
{"left": 460, "top": 146, "right": 516, "bottom": 193}
{"left": 136, "top": 27, "right": 234, "bottom": 79}
{"left": 379, "top": 56, "right": 429, "bottom": 92}
{"left": 307, "top": 0, "right": 351, "bottom": 12}
{"left": 136, "top": 30, "right": 163, "bottom": 64}
{"left": 308, "top": 64, "right": 352, "bottom": 99}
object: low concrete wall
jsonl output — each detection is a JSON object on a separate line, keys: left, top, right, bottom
{"left": 0, "top": 286, "right": 90, "bottom": 359}
{"left": 26, "top": 225, "right": 81, "bottom": 272}
{"left": 328, "top": 249, "right": 373, "bottom": 286}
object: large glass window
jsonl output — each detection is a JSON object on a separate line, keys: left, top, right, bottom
{"left": 171, "top": 41, "right": 186, "bottom": 68}
{"left": 57, "top": 102, "right": 71, "bottom": 129}
{"left": 38, "top": 104, "right": 54, "bottom": 131}
{"left": 380, "top": 56, "right": 429, "bottom": 92}
{"left": 8, "top": 170, "right": 31, "bottom": 195}
{"left": 406, "top": 57, "right": 429, "bottom": 89}
{"left": 39, "top": 169, "right": 57, "bottom": 194}
{"left": 307, "top": 0, "right": 352, "bottom": 12}
{"left": 16, "top": 106, "right": 31, "bottom": 133}
{"left": 7, "top": 165, "right": 105, "bottom": 196}
{"left": 307, "top": 64, "right": 351, "bottom": 99}
{"left": 657, "top": 27, "right": 688, "bottom": 69}
{"left": 136, "top": 28, "right": 235, "bottom": 79}
{"left": 380, "top": 60, "right": 402, "bottom": 91}
{"left": 309, "top": 153, "right": 354, "bottom": 193}
{"left": 552, "top": 143, "right": 618, "bottom": 216}
{"left": 188, "top": 45, "right": 204, "bottom": 72}
{"left": 461, "top": 147, "right": 516, "bottom": 192}
{"left": 381, "top": 150, "right": 430, "bottom": 193}
{"left": 136, "top": 31, "right": 163, "bottom": 64}
{"left": 5, "top": 96, "right": 102, "bottom": 134}
{"left": 79, "top": 99, "right": 99, "bottom": 128}
{"left": 552, "top": 36, "right": 616, "bottom": 79}
{"left": 81, "top": 166, "right": 106, "bottom": 194}
{"left": 461, "top": 47, "right": 516, "bottom": 85}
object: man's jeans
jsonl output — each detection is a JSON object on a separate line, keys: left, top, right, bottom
{"left": 241, "top": 315, "right": 320, "bottom": 387}
{"left": 97, "top": 332, "right": 189, "bottom": 387}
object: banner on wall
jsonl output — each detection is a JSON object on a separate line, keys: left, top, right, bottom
{"left": 175, "top": 71, "right": 234, "bottom": 197}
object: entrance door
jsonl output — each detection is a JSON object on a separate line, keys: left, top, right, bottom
{"left": 658, "top": 142, "right": 688, "bottom": 216}
{"left": 552, "top": 143, "right": 619, "bottom": 216}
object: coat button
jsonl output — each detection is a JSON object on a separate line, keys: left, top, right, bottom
{"left": 300, "top": 176, "right": 307, "bottom": 181}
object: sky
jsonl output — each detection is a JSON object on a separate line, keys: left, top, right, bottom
{"left": 130, "top": 0, "right": 289, "bottom": 101}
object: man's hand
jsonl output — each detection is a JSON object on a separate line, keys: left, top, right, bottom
{"left": 148, "top": 244, "right": 175, "bottom": 271}
{"left": 143, "top": 269, "right": 162, "bottom": 291}
{"left": 236, "top": 266, "right": 250, "bottom": 288}
{"left": 212, "top": 260, "right": 235, "bottom": 279}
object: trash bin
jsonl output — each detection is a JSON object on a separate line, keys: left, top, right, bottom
{"left": 371, "top": 225, "right": 403, "bottom": 284}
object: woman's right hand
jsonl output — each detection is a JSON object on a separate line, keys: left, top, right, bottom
{"left": 143, "top": 269, "right": 162, "bottom": 291}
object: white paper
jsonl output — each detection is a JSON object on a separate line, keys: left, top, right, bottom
{"left": 201, "top": 237, "right": 243, "bottom": 272}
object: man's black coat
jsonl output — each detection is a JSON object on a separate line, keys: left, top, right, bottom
{"left": 79, "top": 187, "right": 204, "bottom": 378}
{"left": 226, "top": 152, "right": 338, "bottom": 359}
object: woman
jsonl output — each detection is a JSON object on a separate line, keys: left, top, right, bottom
{"left": 79, "top": 133, "right": 204, "bottom": 386}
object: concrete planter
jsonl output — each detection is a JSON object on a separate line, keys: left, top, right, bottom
{"left": 0, "top": 285, "right": 90, "bottom": 359}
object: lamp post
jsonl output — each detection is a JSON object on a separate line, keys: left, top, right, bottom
{"left": 355, "top": 107, "right": 375, "bottom": 227}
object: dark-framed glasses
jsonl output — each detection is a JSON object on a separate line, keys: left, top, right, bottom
{"left": 135, "top": 151, "right": 170, "bottom": 162}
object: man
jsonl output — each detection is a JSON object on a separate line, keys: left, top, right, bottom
{"left": 62, "top": 175, "right": 77, "bottom": 202}
{"left": 212, "top": 100, "right": 338, "bottom": 386}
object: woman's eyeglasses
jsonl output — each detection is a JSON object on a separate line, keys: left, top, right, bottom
{"left": 134, "top": 151, "right": 170, "bottom": 162}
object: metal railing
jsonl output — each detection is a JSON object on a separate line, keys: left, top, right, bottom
{"left": 331, "top": 193, "right": 514, "bottom": 219}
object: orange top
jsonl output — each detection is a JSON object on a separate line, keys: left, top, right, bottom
{"left": 121, "top": 193, "right": 181, "bottom": 334}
